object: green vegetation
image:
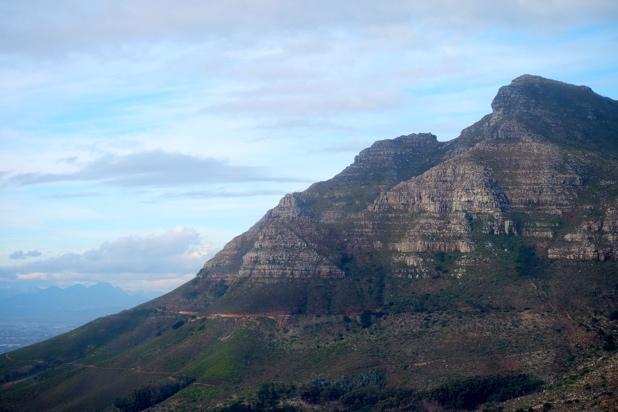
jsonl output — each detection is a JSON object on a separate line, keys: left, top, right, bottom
{"left": 601, "top": 333, "right": 616, "bottom": 351}
{"left": 175, "top": 384, "right": 224, "bottom": 404}
{"left": 359, "top": 310, "right": 373, "bottom": 328}
{"left": 5, "top": 309, "right": 153, "bottom": 363}
{"left": 114, "top": 377, "right": 195, "bottom": 412}
{"left": 428, "top": 374, "right": 544, "bottom": 410}
{"left": 338, "top": 250, "right": 390, "bottom": 308}
{"left": 1, "top": 259, "right": 614, "bottom": 411}
{"left": 210, "top": 371, "right": 543, "bottom": 411}
{"left": 434, "top": 251, "right": 461, "bottom": 274}
{"left": 212, "top": 281, "right": 230, "bottom": 297}
{"left": 0, "top": 359, "right": 61, "bottom": 384}
{"left": 386, "top": 289, "right": 459, "bottom": 314}
{"left": 300, "top": 370, "right": 385, "bottom": 404}
{"left": 515, "top": 245, "right": 544, "bottom": 277}
{"left": 183, "top": 330, "right": 268, "bottom": 383}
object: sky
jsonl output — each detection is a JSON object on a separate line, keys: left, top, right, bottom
{"left": 1, "top": 1, "right": 617, "bottom": 292}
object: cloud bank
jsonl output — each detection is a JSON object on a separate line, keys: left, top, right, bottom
{"left": 2, "top": 1, "right": 617, "bottom": 56}
{"left": 0, "top": 227, "right": 214, "bottom": 291}
{"left": 5, "top": 151, "right": 303, "bottom": 187}
{"left": 9, "top": 250, "right": 42, "bottom": 260}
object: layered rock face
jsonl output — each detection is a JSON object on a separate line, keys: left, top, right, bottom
{"left": 300, "top": 132, "right": 447, "bottom": 223}
{"left": 333, "top": 132, "right": 445, "bottom": 185}
{"left": 183, "top": 74, "right": 618, "bottom": 310}
{"left": 200, "top": 193, "right": 345, "bottom": 282}
{"left": 198, "top": 134, "right": 448, "bottom": 284}
{"left": 548, "top": 206, "right": 618, "bottom": 261}
{"left": 237, "top": 221, "right": 345, "bottom": 280}
{"left": 371, "top": 157, "right": 508, "bottom": 216}
{"left": 365, "top": 157, "right": 511, "bottom": 277}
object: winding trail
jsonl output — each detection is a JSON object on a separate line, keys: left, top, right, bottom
{"left": 175, "top": 309, "right": 292, "bottom": 322}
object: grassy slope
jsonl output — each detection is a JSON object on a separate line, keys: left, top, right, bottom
{"left": 1, "top": 254, "right": 616, "bottom": 411}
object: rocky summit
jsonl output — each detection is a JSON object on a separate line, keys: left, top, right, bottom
{"left": 1, "top": 75, "right": 617, "bottom": 411}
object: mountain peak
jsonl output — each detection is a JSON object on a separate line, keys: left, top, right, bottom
{"left": 511, "top": 74, "right": 582, "bottom": 86}
{"left": 491, "top": 74, "right": 597, "bottom": 114}
{"left": 330, "top": 132, "right": 444, "bottom": 187}
{"left": 465, "top": 74, "right": 618, "bottom": 151}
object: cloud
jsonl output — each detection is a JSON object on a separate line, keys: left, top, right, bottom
{"left": 57, "top": 156, "right": 78, "bottom": 164}
{"left": 206, "top": 85, "right": 402, "bottom": 116}
{"left": 254, "top": 118, "right": 356, "bottom": 132}
{"left": 319, "top": 140, "right": 376, "bottom": 154}
{"left": 0, "top": 227, "right": 214, "bottom": 291}
{"left": 1, "top": 1, "right": 617, "bottom": 57}
{"left": 5, "top": 150, "right": 302, "bottom": 187}
{"left": 42, "top": 192, "right": 102, "bottom": 199}
{"left": 165, "top": 189, "right": 286, "bottom": 199}
{"left": 9, "top": 250, "right": 43, "bottom": 260}
{"left": 15, "top": 272, "right": 47, "bottom": 280}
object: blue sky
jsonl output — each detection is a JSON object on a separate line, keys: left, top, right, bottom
{"left": 1, "top": 1, "right": 617, "bottom": 292}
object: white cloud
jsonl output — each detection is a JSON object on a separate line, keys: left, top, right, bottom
{"left": 15, "top": 272, "right": 48, "bottom": 280}
{"left": 1, "top": 1, "right": 616, "bottom": 56}
{"left": 0, "top": 227, "right": 215, "bottom": 291}
{"left": 5, "top": 150, "right": 304, "bottom": 187}
{"left": 164, "top": 189, "right": 287, "bottom": 199}
{"left": 9, "top": 250, "right": 42, "bottom": 260}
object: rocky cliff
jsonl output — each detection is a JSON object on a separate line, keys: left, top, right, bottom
{"left": 172, "top": 75, "right": 618, "bottom": 314}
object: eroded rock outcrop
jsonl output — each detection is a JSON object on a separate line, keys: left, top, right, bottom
{"left": 364, "top": 157, "right": 511, "bottom": 276}
{"left": 548, "top": 206, "right": 618, "bottom": 261}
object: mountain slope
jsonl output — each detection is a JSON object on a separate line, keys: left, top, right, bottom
{"left": 1, "top": 75, "right": 617, "bottom": 412}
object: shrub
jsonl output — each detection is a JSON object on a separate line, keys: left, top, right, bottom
{"left": 516, "top": 245, "right": 544, "bottom": 277}
{"left": 359, "top": 310, "right": 372, "bottom": 328}
{"left": 114, "top": 377, "right": 195, "bottom": 412}
{"left": 301, "top": 370, "right": 385, "bottom": 404}
{"left": 212, "top": 281, "right": 229, "bottom": 298}
{"left": 603, "top": 335, "right": 617, "bottom": 351}
{"left": 429, "top": 374, "right": 543, "bottom": 410}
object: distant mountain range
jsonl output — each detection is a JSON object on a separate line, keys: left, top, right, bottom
{"left": 0, "top": 283, "right": 156, "bottom": 354}
{"left": 1, "top": 75, "right": 617, "bottom": 411}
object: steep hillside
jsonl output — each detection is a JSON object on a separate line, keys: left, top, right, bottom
{"left": 1, "top": 75, "right": 617, "bottom": 412}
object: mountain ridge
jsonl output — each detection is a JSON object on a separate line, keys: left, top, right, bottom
{"left": 147, "top": 74, "right": 617, "bottom": 317}
{"left": 1, "top": 75, "right": 617, "bottom": 411}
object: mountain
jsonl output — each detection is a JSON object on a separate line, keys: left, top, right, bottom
{"left": 0, "top": 284, "right": 155, "bottom": 354}
{"left": 0, "top": 283, "right": 154, "bottom": 323}
{"left": 1, "top": 75, "right": 617, "bottom": 411}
